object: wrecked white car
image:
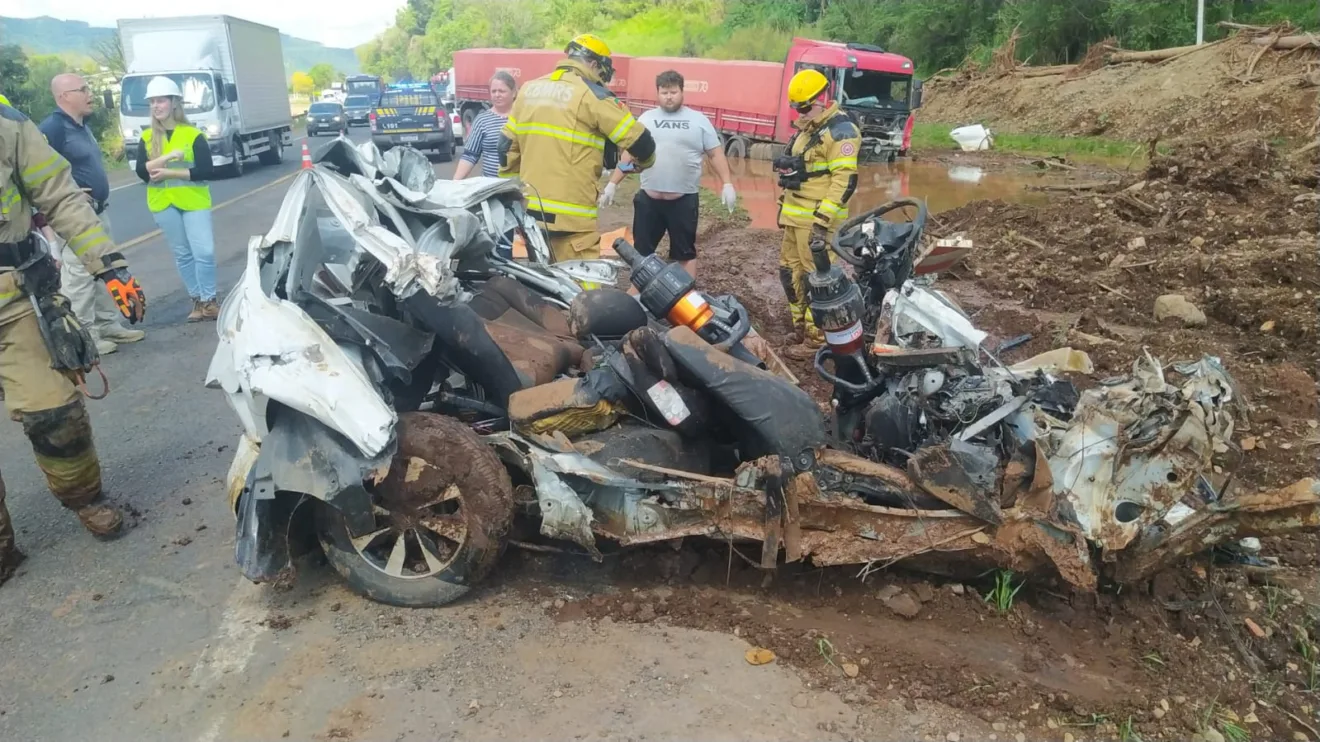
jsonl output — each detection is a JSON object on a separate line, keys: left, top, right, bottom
{"left": 207, "top": 139, "right": 1320, "bottom": 608}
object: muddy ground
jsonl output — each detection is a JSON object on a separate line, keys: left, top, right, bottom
{"left": 577, "top": 135, "right": 1320, "bottom": 742}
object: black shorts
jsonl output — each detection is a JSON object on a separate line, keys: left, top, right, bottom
{"left": 632, "top": 191, "right": 699, "bottom": 262}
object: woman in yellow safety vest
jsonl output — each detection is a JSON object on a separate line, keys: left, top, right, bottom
{"left": 135, "top": 76, "right": 218, "bottom": 322}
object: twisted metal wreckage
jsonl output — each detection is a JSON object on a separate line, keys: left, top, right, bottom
{"left": 207, "top": 138, "right": 1320, "bottom": 606}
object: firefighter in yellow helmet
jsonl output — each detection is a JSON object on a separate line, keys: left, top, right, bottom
{"left": 773, "top": 68, "right": 861, "bottom": 357}
{"left": 499, "top": 33, "right": 657, "bottom": 266}
{"left": 0, "top": 95, "right": 148, "bottom": 586}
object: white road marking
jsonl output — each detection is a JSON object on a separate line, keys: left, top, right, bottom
{"left": 188, "top": 578, "right": 270, "bottom": 741}
{"left": 117, "top": 170, "right": 301, "bottom": 252}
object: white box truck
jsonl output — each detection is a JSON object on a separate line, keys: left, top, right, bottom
{"left": 116, "top": 15, "right": 293, "bottom": 178}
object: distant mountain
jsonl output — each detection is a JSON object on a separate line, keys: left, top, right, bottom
{"left": 0, "top": 15, "right": 360, "bottom": 78}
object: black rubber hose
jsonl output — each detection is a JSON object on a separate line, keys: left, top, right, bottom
{"left": 403, "top": 294, "right": 523, "bottom": 409}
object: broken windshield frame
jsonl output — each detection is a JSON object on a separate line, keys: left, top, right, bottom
{"left": 841, "top": 70, "right": 913, "bottom": 111}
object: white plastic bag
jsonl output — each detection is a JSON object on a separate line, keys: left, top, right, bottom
{"left": 950, "top": 124, "right": 994, "bottom": 152}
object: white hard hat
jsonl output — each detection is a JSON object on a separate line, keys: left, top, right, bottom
{"left": 145, "top": 76, "right": 182, "bottom": 99}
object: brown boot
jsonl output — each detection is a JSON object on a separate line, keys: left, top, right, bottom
{"left": 200, "top": 299, "right": 220, "bottom": 322}
{"left": 187, "top": 298, "right": 204, "bottom": 322}
{"left": 77, "top": 503, "right": 124, "bottom": 539}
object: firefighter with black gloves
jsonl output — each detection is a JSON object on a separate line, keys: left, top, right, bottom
{"left": 773, "top": 68, "right": 861, "bottom": 357}
{"left": 499, "top": 33, "right": 657, "bottom": 269}
{"left": 0, "top": 96, "right": 147, "bottom": 586}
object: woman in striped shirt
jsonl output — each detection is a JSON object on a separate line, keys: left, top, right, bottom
{"left": 454, "top": 71, "right": 517, "bottom": 180}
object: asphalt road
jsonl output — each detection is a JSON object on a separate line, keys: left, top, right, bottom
{"left": 0, "top": 126, "right": 461, "bottom": 741}
{"left": 0, "top": 126, "right": 984, "bottom": 742}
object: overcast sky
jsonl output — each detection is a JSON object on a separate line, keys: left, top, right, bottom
{"left": 7, "top": 1, "right": 407, "bottom": 48}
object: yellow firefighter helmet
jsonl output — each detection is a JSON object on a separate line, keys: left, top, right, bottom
{"left": 566, "top": 33, "right": 616, "bottom": 83}
{"left": 787, "top": 68, "right": 830, "bottom": 108}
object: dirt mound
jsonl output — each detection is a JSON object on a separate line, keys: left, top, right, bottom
{"left": 921, "top": 34, "right": 1319, "bottom": 145}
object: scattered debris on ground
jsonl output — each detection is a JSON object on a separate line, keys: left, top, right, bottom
{"left": 574, "top": 125, "right": 1320, "bottom": 742}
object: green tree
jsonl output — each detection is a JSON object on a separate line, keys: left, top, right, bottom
{"left": 308, "top": 62, "right": 337, "bottom": 91}
{"left": 0, "top": 44, "right": 32, "bottom": 110}
{"left": 91, "top": 35, "right": 126, "bottom": 78}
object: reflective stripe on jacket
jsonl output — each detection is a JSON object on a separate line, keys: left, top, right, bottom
{"left": 0, "top": 102, "right": 124, "bottom": 311}
{"left": 141, "top": 126, "right": 213, "bottom": 213}
{"left": 777, "top": 102, "right": 861, "bottom": 231}
{"left": 499, "top": 58, "right": 652, "bottom": 234}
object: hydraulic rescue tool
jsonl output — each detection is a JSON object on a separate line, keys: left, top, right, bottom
{"left": 611, "top": 237, "right": 765, "bottom": 368}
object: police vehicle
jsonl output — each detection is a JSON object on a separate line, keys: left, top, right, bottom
{"left": 369, "top": 82, "right": 455, "bottom": 159}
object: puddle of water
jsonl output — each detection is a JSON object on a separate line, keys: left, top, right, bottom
{"left": 701, "top": 158, "right": 1058, "bottom": 230}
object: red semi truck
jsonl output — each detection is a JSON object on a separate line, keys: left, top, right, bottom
{"left": 625, "top": 38, "right": 922, "bottom": 161}
{"left": 452, "top": 38, "right": 921, "bottom": 162}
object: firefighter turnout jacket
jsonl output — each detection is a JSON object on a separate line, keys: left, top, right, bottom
{"left": 0, "top": 102, "right": 126, "bottom": 313}
{"left": 499, "top": 58, "right": 656, "bottom": 235}
{"left": 777, "top": 102, "right": 861, "bottom": 231}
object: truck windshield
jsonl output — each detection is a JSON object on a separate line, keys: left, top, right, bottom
{"left": 345, "top": 78, "right": 382, "bottom": 97}
{"left": 379, "top": 90, "right": 438, "bottom": 108}
{"left": 841, "top": 71, "right": 912, "bottom": 110}
{"left": 120, "top": 73, "right": 217, "bottom": 116}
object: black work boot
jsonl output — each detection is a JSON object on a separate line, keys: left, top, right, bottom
{"left": 0, "top": 476, "right": 25, "bottom": 587}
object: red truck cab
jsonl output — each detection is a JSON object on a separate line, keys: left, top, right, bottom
{"left": 783, "top": 38, "right": 922, "bottom": 160}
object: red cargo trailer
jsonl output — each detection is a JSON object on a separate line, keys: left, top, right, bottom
{"left": 626, "top": 57, "right": 782, "bottom": 141}
{"left": 625, "top": 38, "right": 922, "bottom": 161}
{"left": 452, "top": 37, "right": 921, "bottom": 162}
{"left": 452, "top": 48, "right": 631, "bottom": 134}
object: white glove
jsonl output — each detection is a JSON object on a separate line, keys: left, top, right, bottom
{"left": 598, "top": 181, "right": 617, "bottom": 208}
{"left": 721, "top": 183, "right": 737, "bottom": 212}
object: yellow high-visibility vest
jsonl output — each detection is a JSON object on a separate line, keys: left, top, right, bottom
{"left": 141, "top": 125, "right": 213, "bottom": 212}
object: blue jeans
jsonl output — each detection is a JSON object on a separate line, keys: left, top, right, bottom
{"left": 152, "top": 206, "right": 217, "bottom": 301}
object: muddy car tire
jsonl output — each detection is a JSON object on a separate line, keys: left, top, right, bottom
{"left": 316, "top": 412, "right": 514, "bottom": 608}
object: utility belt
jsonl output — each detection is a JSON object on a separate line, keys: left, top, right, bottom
{"left": 1, "top": 232, "right": 106, "bottom": 396}
{"left": 0, "top": 235, "right": 38, "bottom": 271}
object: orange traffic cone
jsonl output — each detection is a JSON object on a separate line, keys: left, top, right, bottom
{"left": 300, "top": 140, "right": 312, "bottom": 170}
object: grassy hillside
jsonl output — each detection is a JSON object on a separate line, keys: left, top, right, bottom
{"left": 0, "top": 15, "right": 360, "bottom": 77}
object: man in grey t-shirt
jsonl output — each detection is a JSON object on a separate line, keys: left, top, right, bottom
{"left": 602, "top": 70, "right": 736, "bottom": 278}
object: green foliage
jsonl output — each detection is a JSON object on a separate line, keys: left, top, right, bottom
{"left": 360, "top": 0, "right": 1318, "bottom": 79}
{"left": 308, "top": 63, "right": 338, "bottom": 92}
{"left": 983, "top": 569, "right": 1023, "bottom": 615}
{"left": 0, "top": 44, "right": 123, "bottom": 162}
{"left": 0, "top": 44, "right": 32, "bottom": 109}
{"left": 705, "top": 25, "right": 797, "bottom": 61}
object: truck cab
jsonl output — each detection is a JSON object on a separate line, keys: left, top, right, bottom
{"left": 120, "top": 70, "right": 236, "bottom": 169}
{"left": 779, "top": 38, "right": 922, "bottom": 161}
{"left": 116, "top": 16, "right": 293, "bottom": 178}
